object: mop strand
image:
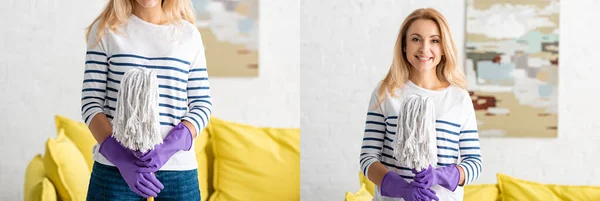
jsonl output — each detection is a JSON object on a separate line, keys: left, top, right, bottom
{"left": 112, "top": 67, "right": 163, "bottom": 153}
{"left": 393, "top": 95, "right": 438, "bottom": 172}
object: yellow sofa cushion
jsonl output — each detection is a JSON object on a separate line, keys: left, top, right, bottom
{"left": 43, "top": 130, "right": 91, "bottom": 201}
{"left": 464, "top": 184, "right": 500, "bottom": 201}
{"left": 345, "top": 184, "right": 374, "bottom": 201}
{"left": 194, "top": 126, "right": 213, "bottom": 201}
{"left": 207, "top": 118, "right": 300, "bottom": 201}
{"left": 498, "top": 173, "right": 600, "bottom": 201}
{"left": 54, "top": 115, "right": 96, "bottom": 171}
{"left": 24, "top": 154, "right": 58, "bottom": 201}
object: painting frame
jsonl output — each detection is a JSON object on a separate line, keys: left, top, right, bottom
{"left": 192, "top": 0, "right": 260, "bottom": 77}
{"left": 464, "top": 0, "right": 560, "bottom": 138}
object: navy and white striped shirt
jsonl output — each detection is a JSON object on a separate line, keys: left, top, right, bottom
{"left": 360, "top": 81, "right": 483, "bottom": 200}
{"left": 81, "top": 15, "right": 211, "bottom": 170}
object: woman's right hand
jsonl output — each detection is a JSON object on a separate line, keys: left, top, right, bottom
{"left": 99, "top": 135, "right": 164, "bottom": 198}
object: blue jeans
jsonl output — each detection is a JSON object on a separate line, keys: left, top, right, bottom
{"left": 87, "top": 162, "right": 201, "bottom": 201}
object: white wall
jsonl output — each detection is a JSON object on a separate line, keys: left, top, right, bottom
{"left": 300, "top": 0, "right": 600, "bottom": 200}
{"left": 0, "top": 0, "right": 299, "bottom": 200}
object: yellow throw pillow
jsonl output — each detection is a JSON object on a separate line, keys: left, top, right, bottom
{"left": 194, "top": 126, "right": 212, "bottom": 201}
{"left": 464, "top": 184, "right": 500, "bottom": 201}
{"left": 207, "top": 117, "right": 300, "bottom": 201}
{"left": 358, "top": 172, "right": 375, "bottom": 196}
{"left": 44, "top": 130, "right": 91, "bottom": 201}
{"left": 24, "top": 154, "right": 58, "bottom": 201}
{"left": 55, "top": 115, "right": 96, "bottom": 171}
{"left": 345, "top": 184, "right": 374, "bottom": 201}
{"left": 39, "top": 178, "right": 58, "bottom": 201}
{"left": 498, "top": 173, "right": 600, "bottom": 201}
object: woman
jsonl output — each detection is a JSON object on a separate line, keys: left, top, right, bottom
{"left": 81, "top": 0, "right": 211, "bottom": 200}
{"left": 359, "top": 8, "right": 483, "bottom": 201}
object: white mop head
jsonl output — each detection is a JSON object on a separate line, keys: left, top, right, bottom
{"left": 112, "top": 68, "right": 163, "bottom": 153}
{"left": 393, "top": 95, "right": 438, "bottom": 172}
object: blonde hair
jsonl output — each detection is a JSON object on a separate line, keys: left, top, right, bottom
{"left": 86, "top": 0, "right": 196, "bottom": 46}
{"left": 377, "top": 8, "right": 466, "bottom": 105}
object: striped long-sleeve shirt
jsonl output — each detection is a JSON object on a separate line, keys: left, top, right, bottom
{"left": 360, "top": 81, "right": 483, "bottom": 201}
{"left": 81, "top": 15, "right": 211, "bottom": 171}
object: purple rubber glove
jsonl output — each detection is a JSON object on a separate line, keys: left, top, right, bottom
{"left": 134, "top": 122, "right": 193, "bottom": 171}
{"left": 380, "top": 171, "right": 439, "bottom": 201}
{"left": 99, "top": 135, "right": 164, "bottom": 198}
{"left": 412, "top": 164, "right": 461, "bottom": 191}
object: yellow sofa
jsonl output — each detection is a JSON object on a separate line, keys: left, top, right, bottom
{"left": 24, "top": 115, "right": 300, "bottom": 201}
{"left": 345, "top": 172, "right": 600, "bottom": 201}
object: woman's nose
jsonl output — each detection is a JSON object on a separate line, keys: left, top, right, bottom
{"left": 419, "top": 43, "right": 430, "bottom": 54}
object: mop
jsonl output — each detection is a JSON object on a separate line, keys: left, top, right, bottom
{"left": 112, "top": 67, "right": 162, "bottom": 201}
{"left": 393, "top": 95, "right": 460, "bottom": 200}
{"left": 393, "top": 95, "right": 438, "bottom": 172}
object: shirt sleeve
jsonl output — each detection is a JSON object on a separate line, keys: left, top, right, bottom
{"left": 359, "top": 87, "right": 387, "bottom": 178}
{"left": 81, "top": 23, "right": 108, "bottom": 126}
{"left": 181, "top": 30, "right": 212, "bottom": 136}
{"left": 457, "top": 93, "right": 483, "bottom": 185}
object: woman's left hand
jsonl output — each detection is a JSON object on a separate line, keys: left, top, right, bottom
{"left": 412, "top": 164, "right": 461, "bottom": 192}
{"left": 134, "top": 122, "right": 194, "bottom": 171}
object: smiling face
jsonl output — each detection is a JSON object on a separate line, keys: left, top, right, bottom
{"left": 404, "top": 19, "right": 444, "bottom": 74}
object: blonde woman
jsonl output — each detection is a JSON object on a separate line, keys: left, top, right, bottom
{"left": 82, "top": 0, "right": 211, "bottom": 199}
{"left": 359, "top": 8, "right": 483, "bottom": 201}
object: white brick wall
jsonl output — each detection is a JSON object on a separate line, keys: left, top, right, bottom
{"left": 300, "top": 0, "right": 600, "bottom": 200}
{"left": 0, "top": 0, "right": 299, "bottom": 200}
{"left": 209, "top": 0, "right": 299, "bottom": 129}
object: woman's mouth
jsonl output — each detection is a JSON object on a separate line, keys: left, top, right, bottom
{"left": 416, "top": 56, "right": 433, "bottom": 62}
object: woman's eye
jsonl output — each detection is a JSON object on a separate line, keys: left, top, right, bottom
{"left": 412, "top": 38, "right": 420, "bottom": 42}
{"left": 432, "top": 39, "right": 440, "bottom": 43}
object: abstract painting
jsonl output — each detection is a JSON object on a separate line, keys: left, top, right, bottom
{"left": 193, "top": 0, "right": 259, "bottom": 77}
{"left": 465, "top": 0, "right": 559, "bottom": 137}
